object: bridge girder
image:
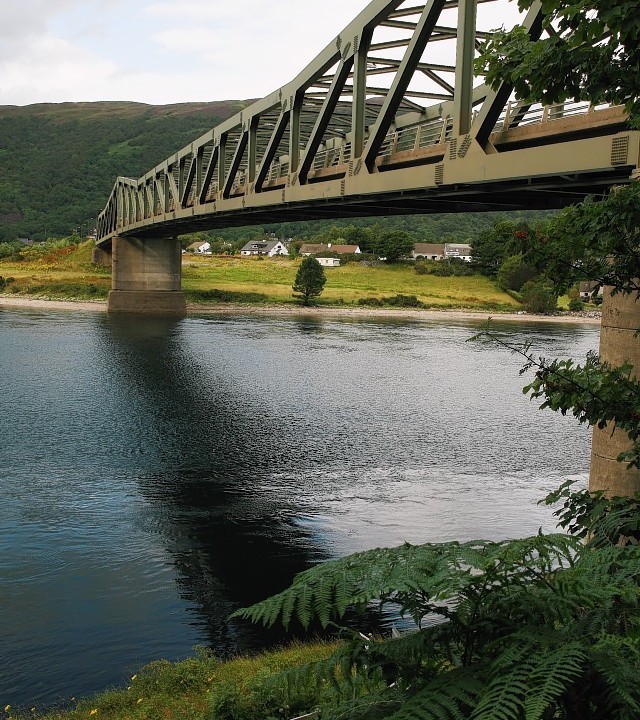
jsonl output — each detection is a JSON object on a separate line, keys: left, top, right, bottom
{"left": 97, "top": 0, "right": 638, "bottom": 244}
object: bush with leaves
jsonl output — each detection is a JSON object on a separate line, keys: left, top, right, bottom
{"left": 497, "top": 254, "right": 539, "bottom": 292}
{"left": 520, "top": 279, "right": 557, "bottom": 314}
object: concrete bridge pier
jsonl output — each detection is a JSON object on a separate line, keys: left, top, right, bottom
{"left": 107, "top": 235, "right": 186, "bottom": 315}
{"left": 589, "top": 286, "right": 640, "bottom": 496}
{"left": 91, "top": 245, "right": 111, "bottom": 267}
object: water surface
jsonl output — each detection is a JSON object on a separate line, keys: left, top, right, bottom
{"left": 0, "top": 308, "right": 598, "bottom": 707}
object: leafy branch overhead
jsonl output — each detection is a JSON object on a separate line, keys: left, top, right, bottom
{"left": 477, "top": 0, "right": 640, "bottom": 128}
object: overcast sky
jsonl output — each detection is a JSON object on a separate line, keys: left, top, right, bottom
{"left": 0, "top": 0, "right": 520, "bottom": 107}
{"left": 0, "top": 0, "right": 376, "bottom": 106}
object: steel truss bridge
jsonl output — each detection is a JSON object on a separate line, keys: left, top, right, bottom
{"left": 97, "top": 0, "right": 638, "bottom": 244}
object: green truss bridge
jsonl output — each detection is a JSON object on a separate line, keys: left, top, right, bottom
{"left": 96, "top": 0, "right": 638, "bottom": 314}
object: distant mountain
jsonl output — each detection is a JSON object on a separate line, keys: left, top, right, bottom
{"left": 0, "top": 100, "right": 248, "bottom": 241}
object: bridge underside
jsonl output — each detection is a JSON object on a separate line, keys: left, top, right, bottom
{"left": 99, "top": 165, "right": 635, "bottom": 243}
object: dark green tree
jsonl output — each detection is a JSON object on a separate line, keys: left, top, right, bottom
{"left": 520, "top": 278, "right": 558, "bottom": 314}
{"left": 377, "top": 230, "right": 415, "bottom": 263}
{"left": 478, "top": 0, "right": 640, "bottom": 127}
{"left": 496, "top": 253, "right": 539, "bottom": 291}
{"left": 471, "top": 220, "right": 540, "bottom": 275}
{"left": 292, "top": 256, "right": 327, "bottom": 305}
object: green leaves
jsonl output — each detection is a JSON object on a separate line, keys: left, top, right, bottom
{"left": 477, "top": 0, "right": 640, "bottom": 127}
{"left": 524, "top": 354, "right": 640, "bottom": 468}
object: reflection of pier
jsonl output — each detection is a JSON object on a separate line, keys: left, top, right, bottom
{"left": 98, "top": 315, "right": 328, "bottom": 653}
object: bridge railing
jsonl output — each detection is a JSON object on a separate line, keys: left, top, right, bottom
{"left": 377, "top": 116, "right": 452, "bottom": 159}
{"left": 492, "top": 99, "right": 600, "bottom": 132}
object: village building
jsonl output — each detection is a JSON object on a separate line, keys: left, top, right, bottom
{"left": 299, "top": 242, "right": 361, "bottom": 256}
{"left": 444, "top": 243, "right": 473, "bottom": 261}
{"left": 240, "top": 239, "right": 289, "bottom": 257}
{"left": 412, "top": 243, "right": 445, "bottom": 261}
{"left": 185, "top": 241, "right": 212, "bottom": 254}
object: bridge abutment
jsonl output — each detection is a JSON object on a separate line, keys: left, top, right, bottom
{"left": 589, "top": 286, "right": 640, "bottom": 496}
{"left": 91, "top": 245, "right": 111, "bottom": 267}
{"left": 107, "top": 235, "right": 186, "bottom": 315}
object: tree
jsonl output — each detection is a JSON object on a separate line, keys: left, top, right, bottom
{"left": 292, "top": 256, "right": 326, "bottom": 305}
{"left": 520, "top": 278, "right": 558, "bottom": 314}
{"left": 471, "top": 220, "right": 542, "bottom": 276}
{"left": 377, "top": 230, "right": 415, "bottom": 263}
{"left": 496, "top": 253, "right": 539, "bottom": 291}
{"left": 478, "top": 0, "right": 640, "bottom": 128}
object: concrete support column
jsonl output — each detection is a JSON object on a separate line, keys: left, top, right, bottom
{"left": 589, "top": 286, "right": 640, "bottom": 495}
{"left": 107, "top": 235, "right": 186, "bottom": 315}
{"left": 91, "top": 245, "right": 111, "bottom": 267}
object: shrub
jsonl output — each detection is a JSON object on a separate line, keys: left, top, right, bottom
{"left": 521, "top": 279, "right": 558, "bottom": 314}
{"left": 568, "top": 297, "right": 584, "bottom": 312}
{"left": 385, "top": 293, "right": 424, "bottom": 308}
{"left": 497, "top": 254, "right": 538, "bottom": 291}
{"left": 357, "top": 297, "right": 384, "bottom": 307}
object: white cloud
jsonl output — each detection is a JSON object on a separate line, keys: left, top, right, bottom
{"left": 0, "top": 35, "right": 118, "bottom": 105}
{"left": 0, "top": 0, "right": 524, "bottom": 106}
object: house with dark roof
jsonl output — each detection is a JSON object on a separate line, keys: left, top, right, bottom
{"left": 186, "top": 241, "right": 211, "bottom": 254}
{"left": 579, "top": 281, "right": 602, "bottom": 299}
{"left": 444, "top": 243, "right": 473, "bottom": 261}
{"left": 240, "top": 239, "right": 289, "bottom": 257}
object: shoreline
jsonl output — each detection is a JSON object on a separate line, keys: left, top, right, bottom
{"left": 0, "top": 295, "right": 602, "bottom": 325}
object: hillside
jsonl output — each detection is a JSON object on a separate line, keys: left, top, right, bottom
{"left": 0, "top": 100, "right": 552, "bottom": 244}
{"left": 0, "top": 101, "right": 248, "bottom": 241}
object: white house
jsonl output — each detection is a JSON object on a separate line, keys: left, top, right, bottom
{"left": 240, "top": 239, "right": 289, "bottom": 257}
{"left": 444, "top": 243, "right": 473, "bottom": 261}
{"left": 186, "top": 241, "right": 212, "bottom": 254}
{"left": 579, "top": 281, "right": 602, "bottom": 299}
{"left": 316, "top": 257, "right": 341, "bottom": 267}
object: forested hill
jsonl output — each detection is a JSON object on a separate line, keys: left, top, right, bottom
{"left": 0, "top": 100, "right": 248, "bottom": 241}
{"left": 0, "top": 100, "right": 549, "bottom": 243}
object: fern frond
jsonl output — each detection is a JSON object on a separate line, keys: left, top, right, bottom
{"left": 470, "top": 630, "right": 586, "bottom": 720}
{"left": 385, "top": 666, "right": 483, "bottom": 720}
{"left": 231, "top": 534, "right": 581, "bottom": 631}
{"left": 589, "top": 634, "right": 640, "bottom": 719}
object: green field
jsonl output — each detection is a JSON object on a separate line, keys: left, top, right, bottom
{"left": 0, "top": 242, "right": 522, "bottom": 312}
{"left": 181, "top": 254, "right": 520, "bottom": 310}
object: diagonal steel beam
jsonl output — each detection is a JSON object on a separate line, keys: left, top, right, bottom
{"left": 472, "top": 0, "right": 544, "bottom": 148}
{"left": 223, "top": 130, "right": 248, "bottom": 199}
{"left": 363, "top": 0, "right": 447, "bottom": 172}
{"left": 298, "top": 57, "right": 355, "bottom": 184}
{"left": 255, "top": 110, "right": 290, "bottom": 191}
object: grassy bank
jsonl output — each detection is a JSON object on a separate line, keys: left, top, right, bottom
{"left": 0, "top": 242, "right": 522, "bottom": 312}
{"left": 5, "top": 641, "right": 342, "bottom": 720}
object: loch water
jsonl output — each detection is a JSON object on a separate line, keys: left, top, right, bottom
{"left": 0, "top": 307, "right": 599, "bottom": 708}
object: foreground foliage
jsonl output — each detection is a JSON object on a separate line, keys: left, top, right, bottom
{"left": 233, "top": 508, "right": 640, "bottom": 719}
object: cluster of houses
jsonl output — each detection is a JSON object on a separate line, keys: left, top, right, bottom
{"left": 185, "top": 237, "right": 474, "bottom": 266}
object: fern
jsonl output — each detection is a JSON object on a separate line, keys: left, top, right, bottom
{"left": 231, "top": 534, "right": 580, "bottom": 632}
{"left": 231, "top": 489, "right": 640, "bottom": 720}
